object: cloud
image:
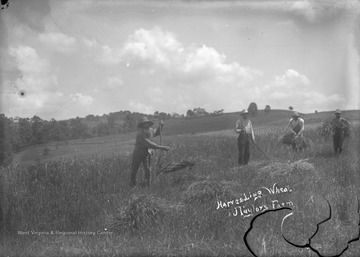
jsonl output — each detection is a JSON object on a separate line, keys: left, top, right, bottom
{"left": 81, "top": 37, "right": 99, "bottom": 48}
{"left": 259, "top": 69, "right": 345, "bottom": 112}
{"left": 70, "top": 93, "right": 94, "bottom": 106}
{"left": 129, "top": 101, "right": 154, "bottom": 114}
{"left": 39, "top": 32, "right": 77, "bottom": 52}
{"left": 2, "top": 45, "right": 66, "bottom": 118}
{"left": 9, "top": 46, "right": 49, "bottom": 74}
{"left": 119, "top": 26, "right": 262, "bottom": 85}
{"left": 106, "top": 76, "right": 123, "bottom": 87}
{"left": 122, "top": 27, "right": 181, "bottom": 68}
{"left": 7, "top": 0, "right": 51, "bottom": 32}
{"left": 289, "top": 0, "right": 360, "bottom": 23}
{"left": 272, "top": 69, "right": 310, "bottom": 89}
{"left": 101, "top": 45, "right": 123, "bottom": 65}
{"left": 94, "top": 26, "right": 263, "bottom": 115}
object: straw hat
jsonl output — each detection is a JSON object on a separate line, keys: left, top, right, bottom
{"left": 137, "top": 117, "right": 154, "bottom": 128}
{"left": 240, "top": 109, "right": 249, "bottom": 115}
{"left": 291, "top": 111, "right": 300, "bottom": 117}
{"left": 334, "top": 109, "right": 341, "bottom": 114}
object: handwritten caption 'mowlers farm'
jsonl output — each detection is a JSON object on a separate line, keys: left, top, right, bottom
{"left": 216, "top": 183, "right": 294, "bottom": 218}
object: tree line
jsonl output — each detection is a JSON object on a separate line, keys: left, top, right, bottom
{"left": 0, "top": 111, "right": 174, "bottom": 166}
{"left": 0, "top": 104, "right": 273, "bottom": 166}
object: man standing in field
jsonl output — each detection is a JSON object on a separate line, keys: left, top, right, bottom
{"left": 288, "top": 111, "right": 305, "bottom": 151}
{"left": 332, "top": 109, "right": 349, "bottom": 154}
{"left": 235, "top": 109, "right": 255, "bottom": 165}
{"left": 130, "top": 117, "right": 170, "bottom": 188}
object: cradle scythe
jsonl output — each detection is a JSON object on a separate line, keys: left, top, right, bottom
{"left": 155, "top": 120, "right": 196, "bottom": 176}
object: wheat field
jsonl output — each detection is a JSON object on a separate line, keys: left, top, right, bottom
{"left": 1, "top": 112, "right": 360, "bottom": 257}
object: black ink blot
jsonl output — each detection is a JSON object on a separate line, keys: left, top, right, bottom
{"left": 19, "top": 90, "right": 26, "bottom": 97}
{"left": 1, "top": 0, "right": 9, "bottom": 10}
{"left": 244, "top": 197, "right": 360, "bottom": 257}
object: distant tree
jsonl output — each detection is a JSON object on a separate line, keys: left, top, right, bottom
{"left": 158, "top": 112, "right": 168, "bottom": 120}
{"left": 69, "top": 117, "right": 90, "bottom": 139}
{"left": 265, "top": 105, "right": 271, "bottom": 114}
{"left": 123, "top": 113, "right": 136, "bottom": 131}
{"left": 289, "top": 106, "right": 294, "bottom": 111}
{"left": 58, "top": 120, "right": 70, "bottom": 141}
{"left": 187, "top": 109, "right": 194, "bottom": 117}
{"left": 213, "top": 109, "right": 224, "bottom": 115}
{"left": 30, "top": 115, "right": 44, "bottom": 144}
{"left": 47, "top": 119, "right": 69, "bottom": 142}
{"left": 315, "top": 110, "right": 318, "bottom": 114}
{"left": 85, "top": 114, "right": 96, "bottom": 121}
{"left": 93, "top": 122, "right": 111, "bottom": 136}
{"left": 154, "top": 111, "right": 159, "bottom": 118}
{"left": 18, "top": 118, "right": 32, "bottom": 148}
{"left": 107, "top": 114, "right": 116, "bottom": 133}
{"left": 247, "top": 102, "right": 258, "bottom": 116}
{"left": 0, "top": 114, "right": 13, "bottom": 166}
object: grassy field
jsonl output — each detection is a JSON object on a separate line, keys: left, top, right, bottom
{"left": 1, "top": 110, "right": 360, "bottom": 256}
{"left": 12, "top": 110, "right": 360, "bottom": 164}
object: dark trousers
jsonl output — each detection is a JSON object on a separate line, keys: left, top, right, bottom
{"left": 333, "top": 132, "right": 343, "bottom": 154}
{"left": 130, "top": 149, "right": 151, "bottom": 188}
{"left": 238, "top": 133, "right": 250, "bottom": 165}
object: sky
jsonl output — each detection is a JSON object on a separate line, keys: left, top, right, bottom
{"left": 0, "top": 0, "right": 359, "bottom": 120}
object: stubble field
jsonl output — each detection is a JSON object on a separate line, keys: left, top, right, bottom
{"left": 1, "top": 110, "right": 360, "bottom": 257}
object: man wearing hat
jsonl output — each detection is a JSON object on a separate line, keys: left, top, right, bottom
{"left": 332, "top": 109, "right": 348, "bottom": 154}
{"left": 235, "top": 109, "right": 255, "bottom": 165}
{"left": 288, "top": 111, "right": 305, "bottom": 151}
{"left": 130, "top": 117, "right": 170, "bottom": 188}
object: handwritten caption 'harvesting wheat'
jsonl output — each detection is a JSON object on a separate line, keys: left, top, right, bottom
{"left": 216, "top": 183, "right": 294, "bottom": 218}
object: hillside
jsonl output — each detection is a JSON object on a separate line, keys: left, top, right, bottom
{"left": 159, "top": 109, "right": 360, "bottom": 136}
{"left": 160, "top": 109, "right": 292, "bottom": 136}
{"left": 12, "top": 109, "right": 360, "bottom": 164}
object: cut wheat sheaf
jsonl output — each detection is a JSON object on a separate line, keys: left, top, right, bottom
{"left": 109, "top": 193, "right": 184, "bottom": 233}
{"left": 317, "top": 120, "right": 351, "bottom": 139}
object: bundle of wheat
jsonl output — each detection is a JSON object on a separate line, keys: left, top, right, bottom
{"left": 280, "top": 133, "right": 295, "bottom": 145}
{"left": 291, "top": 159, "right": 315, "bottom": 174}
{"left": 259, "top": 159, "right": 316, "bottom": 178}
{"left": 109, "top": 193, "right": 183, "bottom": 233}
{"left": 157, "top": 159, "right": 195, "bottom": 176}
{"left": 182, "top": 179, "right": 236, "bottom": 204}
{"left": 259, "top": 161, "right": 293, "bottom": 176}
{"left": 317, "top": 120, "right": 351, "bottom": 139}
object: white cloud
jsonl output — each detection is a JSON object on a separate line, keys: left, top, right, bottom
{"left": 106, "top": 76, "right": 124, "bottom": 88}
{"left": 120, "top": 27, "right": 262, "bottom": 85}
{"left": 39, "top": 32, "right": 77, "bottom": 52}
{"left": 9, "top": 46, "right": 49, "bottom": 74}
{"left": 101, "top": 45, "right": 123, "bottom": 64}
{"left": 70, "top": 93, "right": 94, "bottom": 105}
{"left": 273, "top": 69, "right": 310, "bottom": 89}
{"left": 81, "top": 36, "right": 99, "bottom": 48}
{"left": 3, "top": 46, "right": 66, "bottom": 118}
{"left": 129, "top": 101, "right": 154, "bottom": 114}
{"left": 259, "top": 69, "right": 345, "bottom": 112}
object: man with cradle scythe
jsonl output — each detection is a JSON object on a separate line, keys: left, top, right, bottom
{"left": 288, "top": 111, "right": 305, "bottom": 151}
{"left": 235, "top": 109, "right": 255, "bottom": 165}
{"left": 130, "top": 117, "right": 170, "bottom": 188}
{"left": 331, "top": 109, "right": 349, "bottom": 154}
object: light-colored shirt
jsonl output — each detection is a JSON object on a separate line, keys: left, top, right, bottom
{"left": 288, "top": 118, "right": 304, "bottom": 136}
{"left": 235, "top": 118, "right": 255, "bottom": 141}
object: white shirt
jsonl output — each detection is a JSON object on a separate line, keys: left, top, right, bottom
{"left": 288, "top": 118, "right": 304, "bottom": 136}
{"left": 235, "top": 118, "right": 255, "bottom": 141}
